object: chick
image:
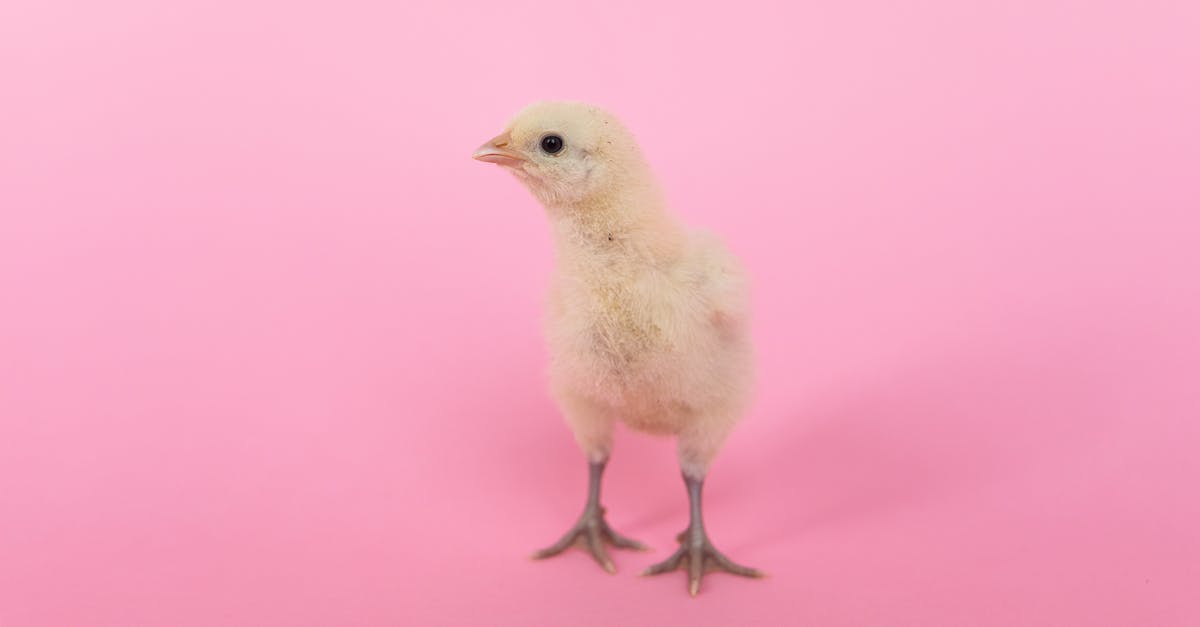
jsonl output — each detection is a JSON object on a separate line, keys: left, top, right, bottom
{"left": 473, "top": 102, "right": 762, "bottom": 596}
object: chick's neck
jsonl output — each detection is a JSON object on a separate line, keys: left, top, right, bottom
{"left": 548, "top": 182, "right": 686, "bottom": 271}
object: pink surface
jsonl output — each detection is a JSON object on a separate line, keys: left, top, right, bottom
{"left": 2, "top": 1, "right": 1199, "bottom": 625}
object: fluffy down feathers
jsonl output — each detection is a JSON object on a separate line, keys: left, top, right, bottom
{"left": 477, "top": 101, "right": 752, "bottom": 479}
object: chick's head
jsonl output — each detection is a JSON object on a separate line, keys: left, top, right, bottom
{"left": 473, "top": 101, "right": 643, "bottom": 207}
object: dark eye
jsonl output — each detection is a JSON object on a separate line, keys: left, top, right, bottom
{"left": 540, "top": 134, "right": 564, "bottom": 154}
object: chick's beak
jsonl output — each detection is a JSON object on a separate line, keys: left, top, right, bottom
{"left": 472, "top": 132, "right": 526, "bottom": 168}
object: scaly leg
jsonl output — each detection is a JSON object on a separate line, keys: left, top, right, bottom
{"left": 642, "top": 472, "right": 763, "bottom": 595}
{"left": 531, "top": 459, "right": 649, "bottom": 573}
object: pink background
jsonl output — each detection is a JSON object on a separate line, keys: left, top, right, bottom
{"left": 2, "top": 1, "right": 1198, "bottom": 625}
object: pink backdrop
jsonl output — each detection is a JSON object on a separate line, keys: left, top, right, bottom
{"left": 2, "top": 1, "right": 1198, "bottom": 625}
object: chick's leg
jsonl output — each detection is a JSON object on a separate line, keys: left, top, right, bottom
{"left": 531, "top": 459, "right": 649, "bottom": 572}
{"left": 642, "top": 472, "right": 764, "bottom": 596}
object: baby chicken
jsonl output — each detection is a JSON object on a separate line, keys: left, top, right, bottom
{"left": 473, "top": 102, "right": 762, "bottom": 596}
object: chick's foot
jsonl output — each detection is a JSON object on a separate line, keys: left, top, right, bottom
{"left": 642, "top": 528, "right": 764, "bottom": 596}
{"left": 531, "top": 506, "right": 649, "bottom": 573}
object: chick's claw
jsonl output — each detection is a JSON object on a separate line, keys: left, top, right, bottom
{"left": 531, "top": 507, "right": 649, "bottom": 574}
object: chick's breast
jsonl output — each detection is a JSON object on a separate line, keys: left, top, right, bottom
{"left": 545, "top": 230, "right": 752, "bottom": 429}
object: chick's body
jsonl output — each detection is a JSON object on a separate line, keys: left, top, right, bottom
{"left": 546, "top": 213, "right": 752, "bottom": 475}
{"left": 474, "top": 101, "right": 761, "bottom": 595}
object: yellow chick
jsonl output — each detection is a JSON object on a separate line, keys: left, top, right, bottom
{"left": 474, "top": 101, "right": 762, "bottom": 596}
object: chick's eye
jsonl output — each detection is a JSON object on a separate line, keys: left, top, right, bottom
{"left": 540, "top": 135, "right": 564, "bottom": 154}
